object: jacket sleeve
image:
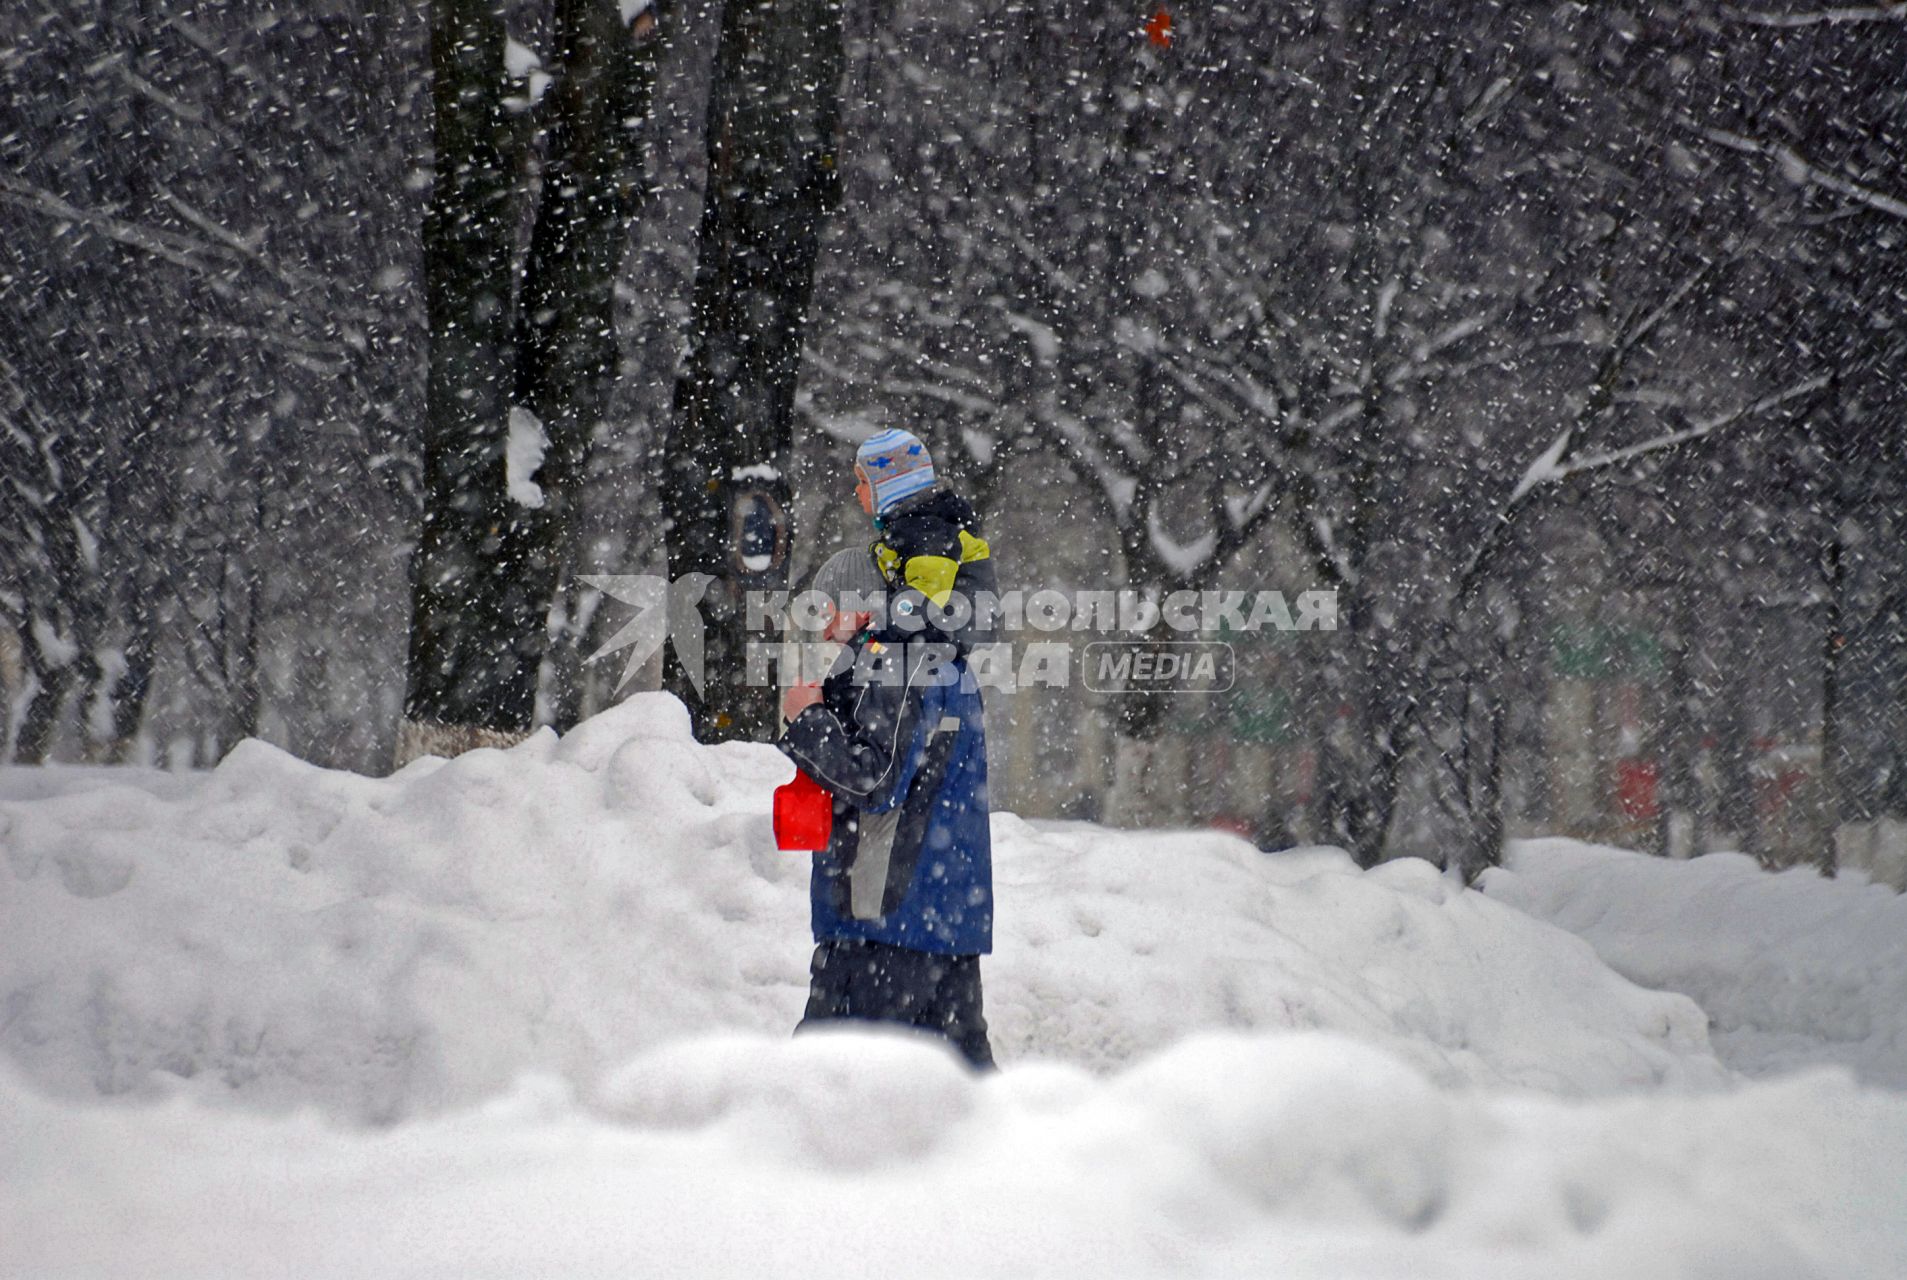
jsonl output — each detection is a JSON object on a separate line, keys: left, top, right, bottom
{"left": 777, "top": 666, "right": 928, "bottom": 812}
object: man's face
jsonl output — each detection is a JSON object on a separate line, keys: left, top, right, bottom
{"left": 854, "top": 465, "right": 874, "bottom": 516}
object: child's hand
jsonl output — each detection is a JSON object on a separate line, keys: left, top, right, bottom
{"left": 782, "top": 682, "right": 823, "bottom": 721}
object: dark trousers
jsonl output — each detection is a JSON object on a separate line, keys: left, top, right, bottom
{"left": 797, "top": 938, "right": 996, "bottom": 1071}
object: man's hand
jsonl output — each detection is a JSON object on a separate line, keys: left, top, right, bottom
{"left": 782, "top": 681, "right": 824, "bottom": 722}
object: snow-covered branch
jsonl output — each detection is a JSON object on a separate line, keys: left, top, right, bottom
{"left": 160, "top": 6, "right": 302, "bottom": 114}
{"left": 1409, "top": 311, "right": 1494, "bottom": 366}
{"left": 0, "top": 178, "right": 216, "bottom": 276}
{"left": 1155, "top": 355, "right": 1250, "bottom": 428}
{"left": 1041, "top": 408, "right": 1136, "bottom": 527}
{"left": 1621, "top": 258, "right": 1721, "bottom": 356}
{"left": 0, "top": 176, "right": 371, "bottom": 335}
{"left": 110, "top": 61, "right": 248, "bottom": 154}
{"left": 1506, "top": 429, "right": 1574, "bottom": 507}
{"left": 1224, "top": 481, "right": 1277, "bottom": 532}
{"left": 1685, "top": 119, "right": 1907, "bottom": 220}
{"left": 1466, "top": 373, "right": 1827, "bottom": 599}
{"left": 186, "top": 323, "right": 352, "bottom": 373}
{"left": 1722, "top": 3, "right": 1905, "bottom": 25}
{"left": 1144, "top": 507, "right": 1219, "bottom": 579}
{"left": 1546, "top": 375, "right": 1830, "bottom": 481}
{"left": 1307, "top": 514, "right": 1358, "bottom": 588}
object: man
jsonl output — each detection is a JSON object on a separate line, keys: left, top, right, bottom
{"left": 776, "top": 432, "right": 997, "bottom": 1069}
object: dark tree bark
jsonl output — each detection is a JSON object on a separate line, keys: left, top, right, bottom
{"left": 3, "top": 408, "right": 93, "bottom": 765}
{"left": 1885, "top": 580, "right": 1907, "bottom": 824}
{"left": 1314, "top": 630, "right": 1416, "bottom": 869}
{"left": 514, "top": 0, "right": 666, "bottom": 731}
{"left": 402, "top": 0, "right": 666, "bottom": 762}
{"left": 1655, "top": 581, "right": 1701, "bottom": 858}
{"left": 1449, "top": 582, "right": 1519, "bottom": 882}
{"left": 107, "top": 590, "right": 157, "bottom": 763}
{"left": 12, "top": 645, "right": 72, "bottom": 766}
{"left": 1818, "top": 469, "right": 1846, "bottom": 876}
{"left": 1461, "top": 677, "right": 1509, "bottom": 883}
{"left": 213, "top": 557, "right": 263, "bottom": 757}
{"left": 662, "top": 0, "right": 845, "bottom": 742}
{"left": 404, "top": 0, "right": 527, "bottom": 754}
{"left": 1714, "top": 614, "right": 1761, "bottom": 857}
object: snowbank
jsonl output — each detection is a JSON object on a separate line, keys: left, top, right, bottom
{"left": 2, "top": 695, "right": 1720, "bottom": 1125}
{"left": 1485, "top": 838, "right": 1907, "bottom": 1088}
{"left": 988, "top": 821, "right": 1719, "bottom": 1091}
{"left": 6, "top": 702, "right": 1907, "bottom": 1277}
{"left": 5, "top": 1030, "right": 1903, "bottom": 1280}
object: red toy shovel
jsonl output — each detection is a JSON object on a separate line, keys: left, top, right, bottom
{"left": 774, "top": 768, "right": 834, "bottom": 851}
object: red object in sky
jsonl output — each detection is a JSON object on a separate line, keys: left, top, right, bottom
{"left": 1144, "top": 5, "right": 1173, "bottom": 46}
{"left": 774, "top": 768, "right": 834, "bottom": 851}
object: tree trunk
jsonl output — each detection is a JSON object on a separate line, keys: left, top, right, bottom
{"left": 403, "top": 0, "right": 667, "bottom": 761}
{"left": 1458, "top": 678, "right": 1508, "bottom": 884}
{"left": 516, "top": 0, "right": 666, "bottom": 732}
{"left": 1884, "top": 582, "right": 1907, "bottom": 824}
{"left": 1454, "top": 608, "right": 1512, "bottom": 883}
{"left": 1656, "top": 581, "right": 1700, "bottom": 858}
{"left": 1311, "top": 607, "right": 1411, "bottom": 868}
{"left": 404, "top": 0, "right": 532, "bottom": 751}
{"left": 1349, "top": 703, "right": 1409, "bottom": 867}
{"left": 1819, "top": 521, "right": 1846, "bottom": 875}
{"left": 662, "top": 0, "right": 845, "bottom": 742}
{"left": 216, "top": 560, "right": 262, "bottom": 756}
{"left": 1713, "top": 617, "right": 1759, "bottom": 856}
{"left": 1814, "top": 377, "right": 1852, "bottom": 876}
{"left": 12, "top": 647, "right": 72, "bottom": 765}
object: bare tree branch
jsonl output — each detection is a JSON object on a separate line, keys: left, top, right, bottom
{"left": 1, "top": 176, "right": 378, "bottom": 347}
{"left": 110, "top": 60, "right": 250, "bottom": 154}
{"left": 1722, "top": 3, "right": 1905, "bottom": 26}
{"left": 1681, "top": 118, "right": 1907, "bottom": 220}
{"left": 1550, "top": 374, "right": 1831, "bottom": 480}
{"left": 158, "top": 5, "right": 303, "bottom": 115}
{"left": 0, "top": 178, "right": 217, "bottom": 276}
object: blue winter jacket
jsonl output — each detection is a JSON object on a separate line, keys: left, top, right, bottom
{"left": 777, "top": 639, "right": 993, "bottom": 956}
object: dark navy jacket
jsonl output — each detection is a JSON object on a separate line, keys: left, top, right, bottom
{"left": 777, "top": 639, "right": 993, "bottom": 956}
{"left": 870, "top": 488, "right": 1001, "bottom": 655}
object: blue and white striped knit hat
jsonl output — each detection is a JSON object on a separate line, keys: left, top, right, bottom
{"left": 855, "top": 428, "right": 937, "bottom": 514}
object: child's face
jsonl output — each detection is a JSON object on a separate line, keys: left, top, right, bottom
{"left": 854, "top": 465, "right": 874, "bottom": 516}
{"left": 819, "top": 602, "right": 870, "bottom": 643}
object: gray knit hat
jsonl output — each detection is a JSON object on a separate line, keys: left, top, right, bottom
{"left": 810, "top": 546, "right": 887, "bottom": 610}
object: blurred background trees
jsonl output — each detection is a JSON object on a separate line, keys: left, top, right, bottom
{"left": 4, "top": 0, "right": 1903, "bottom": 880}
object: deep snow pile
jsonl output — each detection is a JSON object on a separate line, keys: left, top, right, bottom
{"left": 5, "top": 698, "right": 1907, "bottom": 1278}
{"left": 989, "top": 821, "right": 1720, "bottom": 1092}
{"left": 1, "top": 695, "right": 1721, "bottom": 1125}
{"left": 7, "top": 1030, "right": 1907, "bottom": 1280}
{"left": 1486, "top": 838, "right": 1907, "bottom": 1089}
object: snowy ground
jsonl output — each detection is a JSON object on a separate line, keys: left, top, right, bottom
{"left": 1487, "top": 837, "right": 1907, "bottom": 1090}
{"left": 3, "top": 695, "right": 1904, "bottom": 1278}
